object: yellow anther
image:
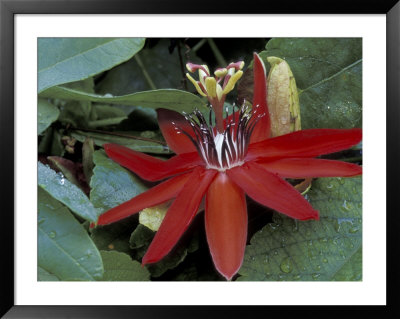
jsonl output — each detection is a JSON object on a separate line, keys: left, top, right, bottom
{"left": 216, "top": 84, "right": 223, "bottom": 101}
{"left": 222, "top": 70, "right": 243, "bottom": 95}
{"left": 205, "top": 77, "right": 217, "bottom": 98}
{"left": 214, "top": 68, "right": 228, "bottom": 77}
{"left": 202, "top": 65, "right": 210, "bottom": 74}
{"left": 186, "top": 73, "right": 207, "bottom": 97}
{"left": 199, "top": 69, "right": 208, "bottom": 87}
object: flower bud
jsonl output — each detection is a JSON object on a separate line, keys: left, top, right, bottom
{"left": 266, "top": 57, "right": 301, "bottom": 137}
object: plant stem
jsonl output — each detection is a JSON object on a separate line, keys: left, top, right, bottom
{"left": 134, "top": 54, "right": 157, "bottom": 90}
{"left": 192, "top": 39, "right": 207, "bottom": 52}
{"left": 177, "top": 41, "right": 188, "bottom": 91}
{"left": 207, "top": 39, "right": 227, "bottom": 67}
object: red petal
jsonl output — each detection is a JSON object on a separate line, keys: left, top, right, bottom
{"left": 247, "top": 128, "right": 362, "bottom": 160}
{"left": 104, "top": 143, "right": 202, "bottom": 181}
{"left": 250, "top": 53, "right": 270, "bottom": 143}
{"left": 157, "top": 108, "right": 197, "bottom": 154}
{"left": 142, "top": 167, "right": 217, "bottom": 265}
{"left": 205, "top": 173, "right": 247, "bottom": 280}
{"left": 259, "top": 158, "right": 362, "bottom": 178}
{"left": 96, "top": 172, "right": 192, "bottom": 226}
{"left": 227, "top": 162, "right": 319, "bottom": 220}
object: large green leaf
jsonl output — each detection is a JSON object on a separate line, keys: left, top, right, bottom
{"left": 71, "top": 130, "right": 170, "bottom": 155}
{"left": 38, "top": 162, "right": 99, "bottom": 222}
{"left": 260, "top": 38, "right": 362, "bottom": 129}
{"left": 238, "top": 176, "right": 362, "bottom": 281}
{"left": 90, "top": 150, "right": 148, "bottom": 214}
{"left": 100, "top": 251, "right": 150, "bottom": 281}
{"left": 39, "top": 87, "right": 207, "bottom": 114}
{"left": 38, "top": 38, "right": 145, "bottom": 93}
{"left": 38, "top": 99, "right": 60, "bottom": 135}
{"left": 38, "top": 187, "right": 103, "bottom": 281}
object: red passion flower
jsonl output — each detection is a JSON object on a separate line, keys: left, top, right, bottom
{"left": 95, "top": 53, "right": 362, "bottom": 280}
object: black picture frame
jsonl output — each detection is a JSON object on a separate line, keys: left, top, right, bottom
{"left": 1, "top": 0, "right": 399, "bottom": 318}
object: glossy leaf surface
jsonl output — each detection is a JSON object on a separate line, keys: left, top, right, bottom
{"left": 238, "top": 177, "right": 362, "bottom": 281}
{"left": 38, "top": 99, "right": 60, "bottom": 135}
{"left": 90, "top": 150, "right": 148, "bottom": 214}
{"left": 38, "top": 187, "right": 103, "bottom": 281}
{"left": 40, "top": 87, "right": 207, "bottom": 114}
{"left": 38, "top": 162, "right": 99, "bottom": 222}
{"left": 100, "top": 251, "right": 150, "bottom": 281}
{"left": 38, "top": 38, "right": 145, "bottom": 92}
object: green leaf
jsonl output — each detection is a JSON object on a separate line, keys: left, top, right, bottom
{"left": 38, "top": 187, "right": 103, "bottom": 281}
{"left": 38, "top": 162, "right": 99, "bottom": 222}
{"left": 39, "top": 87, "right": 207, "bottom": 115}
{"left": 100, "top": 251, "right": 150, "bottom": 281}
{"left": 91, "top": 215, "right": 138, "bottom": 255}
{"left": 237, "top": 176, "right": 362, "bottom": 281}
{"left": 39, "top": 128, "right": 65, "bottom": 157}
{"left": 38, "top": 266, "right": 60, "bottom": 281}
{"left": 38, "top": 99, "right": 60, "bottom": 135}
{"left": 84, "top": 102, "right": 129, "bottom": 128}
{"left": 332, "top": 246, "right": 362, "bottom": 281}
{"left": 71, "top": 130, "right": 170, "bottom": 154}
{"left": 96, "top": 39, "right": 184, "bottom": 95}
{"left": 92, "top": 104, "right": 127, "bottom": 120}
{"left": 129, "top": 224, "right": 155, "bottom": 250}
{"left": 260, "top": 38, "right": 362, "bottom": 129}
{"left": 38, "top": 38, "right": 145, "bottom": 93}
{"left": 90, "top": 150, "right": 148, "bottom": 214}
{"left": 129, "top": 224, "right": 199, "bottom": 278}
{"left": 50, "top": 129, "right": 66, "bottom": 157}
{"left": 65, "top": 78, "right": 96, "bottom": 121}
{"left": 47, "top": 156, "right": 88, "bottom": 193}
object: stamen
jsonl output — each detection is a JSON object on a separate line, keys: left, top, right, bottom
{"left": 173, "top": 104, "right": 263, "bottom": 172}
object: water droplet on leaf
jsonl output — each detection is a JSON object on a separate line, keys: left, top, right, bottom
{"left": 341, "top": 200, "right": 351, "bottom": 211}
{"left": 268, "top": 223, "right": 279, "bottom": 231}
{"left": 280, "top": 257, "right": 293, "bottom": 273}
{"left": 349, "top": 226, "right": 360, "bottom": 233}
{"left": 49, "top": 231, "right": 56, "bottom": 239}
{"left": 86, "top": 250, "right": 93, "bottom": 257}
{"left": 312, "top": 273, "right": 321, "bottom": 280}
{"left": 57, "top": 172, "right": 65, "bottom": 185}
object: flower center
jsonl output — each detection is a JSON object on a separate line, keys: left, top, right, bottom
{"left": 176, "top": 104, "right": 264, "bottom": 172}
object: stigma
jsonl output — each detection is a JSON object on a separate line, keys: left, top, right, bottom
{"left": 175, "top": 104, "right": 264, "bottom": 172}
